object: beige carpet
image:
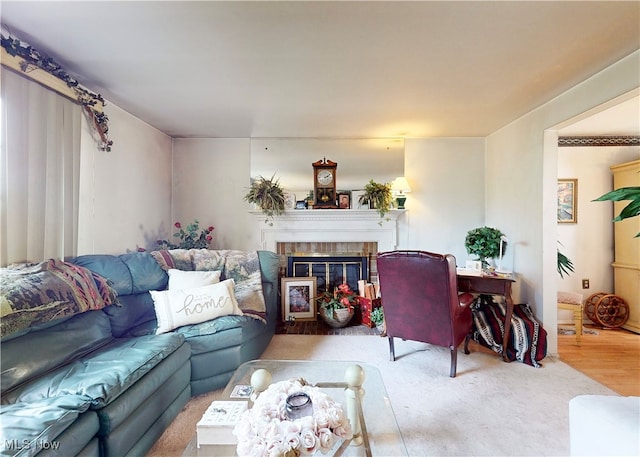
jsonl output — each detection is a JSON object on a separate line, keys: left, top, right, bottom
{"left": 147, "top": 335, "right": 617, "bottom": 457}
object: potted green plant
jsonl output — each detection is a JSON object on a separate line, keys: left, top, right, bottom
{"left": 593, "top": 186, "right": 640, "bottom": 237}
{"left": 464, "top": 226, "right": 506, "bottom": 268}
{"left": 358, "top": 179, "right": 394, "bottom": 221}
{"left": 243, "top": 174, "right": 286, "bottom": 224}
{"left": 557, "top": 249, "right": 575, "bottom": 278}
{"left": 370, "top": 306, "right": 385, "bottom": 332}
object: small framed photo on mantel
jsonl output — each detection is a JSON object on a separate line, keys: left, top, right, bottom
{"left": 338, "top": 192, "right": 350, "bottom": 209}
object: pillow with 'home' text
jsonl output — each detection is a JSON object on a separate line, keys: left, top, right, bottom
{"left": 150, "top": 279, "right": 242, "bottom": 334}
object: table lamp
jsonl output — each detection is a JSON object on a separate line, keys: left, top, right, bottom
{"left": 391, "top": 177, "right": 411, "bottom": 209}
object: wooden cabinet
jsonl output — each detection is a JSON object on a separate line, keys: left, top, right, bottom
{"left": 611, "top": 159, "right": 640, "bottom": 334}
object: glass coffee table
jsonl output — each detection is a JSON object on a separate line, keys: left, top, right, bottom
{"left": 183, "top": 359, "right": 407, "bottom": 456}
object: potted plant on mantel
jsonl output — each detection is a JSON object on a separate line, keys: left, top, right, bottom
{"left": 358, "top": 179, "right": 394, "bottom": 222}
{"left": 243, "top": 174, "right": 286, "bottom": 224}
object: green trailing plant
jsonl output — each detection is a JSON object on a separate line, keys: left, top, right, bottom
{"left": 358, "top": 180, "right": 394, "bottom": 221}
{"left": 593, "top": 186, "right": 640, "bottom": 237}
{"left": 464, "top": 226, "right": 506, "bottom": 267}
{"left": 370, "top": 306, "right": 385, "bottom": 327}
{"left": 243, "top": 174, "right": 286, "bottom": 223}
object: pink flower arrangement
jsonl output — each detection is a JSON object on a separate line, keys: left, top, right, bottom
{"left": 156, "top": 219, "right": 214, "bottom": 249}
{"left": 233, "top": 379, "right": 353, "bottom": 457}
{"left": 316, "top": 283, "right": 358, "bottom": 314}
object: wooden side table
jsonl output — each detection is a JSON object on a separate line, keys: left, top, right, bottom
{"left": 457, "top": 273, "right": 516, "bottom": 362}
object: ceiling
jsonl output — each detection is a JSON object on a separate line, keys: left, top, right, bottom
{"left": 1, "top": 1, "right": 639, "bottom": 139}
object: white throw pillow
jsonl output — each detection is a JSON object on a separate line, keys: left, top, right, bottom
{"left": 150, "top": 279, "right": 243, "bottom": 334}
{"left": 167, "top": 269, "right": 221, "bottom": 290}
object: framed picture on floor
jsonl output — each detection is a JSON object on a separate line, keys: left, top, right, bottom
{"left": 281, "top": 277, "right": 317, "bottom": 322}
{"left": 558, "top": 179, "right": 578, "bottom": 223}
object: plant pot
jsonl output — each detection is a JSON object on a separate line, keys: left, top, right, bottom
{"left": 320, "top": 307, "right": 354, "bottom": 328}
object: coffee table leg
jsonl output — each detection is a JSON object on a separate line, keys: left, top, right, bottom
{"left": 345, "top": 364, "right": 369, "bottom": 452}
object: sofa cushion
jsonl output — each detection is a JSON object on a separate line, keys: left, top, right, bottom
{"left": 102, "top": 292, "right": 157, "bottom": 338}
{"left": 70, "top": 252, "right": 168, "bottom": 296}
{"left": 118, "top": 252, "right": 168, "bottom": 293}
{"left": 1, "top": 311, "right": 113, "bottom": 397}
{"left": 0, "top": 395, "right": 95, "bottom": 457}
{"left": 179, "top": 314, "right": 266, "bottom": 355}
{"left": 70, "top": 255, "right": 133, "bottom": 296}
{"left": 1, "top": 333, "right": 185, "bottom": 408}
{"left": 150, "top": 279, "right": 243, "bottom": 334}
{"left": 168, "top": 269, "right": 221, "bottom": 290}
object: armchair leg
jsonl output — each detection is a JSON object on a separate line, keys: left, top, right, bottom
{"left": 464, "top": 333, "right": 472, "bottom": 354}
{"left": 388, "top": 336, "right": 396, "bottom": 361}
{"left": 450, "top": 347, "right": 458, "bottom": 378}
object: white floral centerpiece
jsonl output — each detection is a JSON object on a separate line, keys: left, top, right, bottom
{"left": 232, "top": 378, "right": 354, "bottom": 456}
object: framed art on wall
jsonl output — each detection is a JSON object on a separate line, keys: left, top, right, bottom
{"left": 558, "top": 179, "right": 578, "bottom": 223}
{"left": 281, "top": 277, "right": 317, "bottom": 322}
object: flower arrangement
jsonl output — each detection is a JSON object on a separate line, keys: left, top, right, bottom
{"left": 156, "top": 220, "right": 214, "bottom": 249}
{"left": 316, "top": 283, "right": 358, "bottom": 314}
{"left": 232, "top": 378, "right": 353, "bottom": 457}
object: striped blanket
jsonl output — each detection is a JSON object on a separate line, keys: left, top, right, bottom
{"left": 470, "top": 295, "right": 547, "bottom": 367}
{"left": 0, "top": 258, "right": 117, "bottom": 337}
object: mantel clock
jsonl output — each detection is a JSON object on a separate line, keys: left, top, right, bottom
{"left": 312, "top": 158, "right": 338, "bottom": 209}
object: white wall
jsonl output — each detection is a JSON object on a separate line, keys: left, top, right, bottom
{"left": 485, "top": 50, "right": 640, "bottom": 355}
{"left": 172, "top": 138, "right": 255, "bottom": 250}
{"left": 77, "top": 102, "right": 172, "bottom": 255}
{"left": 171, "top": 137, "right": 486, "bottom": 257}
{"left": 403, "top": 138, "right": 485, "bottom": 261}
{"left": 557, "top": 146, "right": 640, "bottom": 323}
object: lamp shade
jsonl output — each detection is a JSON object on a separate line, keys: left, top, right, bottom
{"left": 391, "top": 177, "right": 411, "bottom": 195}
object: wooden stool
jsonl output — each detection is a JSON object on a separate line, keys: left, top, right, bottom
{"left": 558, "top": 291, "right": 584, "bottom": 346}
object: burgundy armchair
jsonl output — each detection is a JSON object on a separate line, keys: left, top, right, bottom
{"left": 377, "top": 250, "right": 474, "bottom": 377}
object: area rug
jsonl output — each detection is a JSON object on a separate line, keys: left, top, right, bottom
{"left": 276, "top": 319, "right": 380, "bottom": 335}
{"left": 146, "top": 335, "right": 617, "bottom": 457}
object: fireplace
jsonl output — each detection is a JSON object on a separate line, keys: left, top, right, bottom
{"left": 287, "top": 254, "right": 369, "bottom": 294}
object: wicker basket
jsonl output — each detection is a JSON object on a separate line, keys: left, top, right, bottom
{"left": 319, "top": 307, "right": 354, "bottom": 328}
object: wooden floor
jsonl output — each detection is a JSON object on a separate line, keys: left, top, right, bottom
{"left": 558, "top": 324, "right": 640, "bottom": 397}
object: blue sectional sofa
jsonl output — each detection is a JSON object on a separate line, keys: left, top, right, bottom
{"left": 0, "top": 250, "right": 279, "bottom": 457}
